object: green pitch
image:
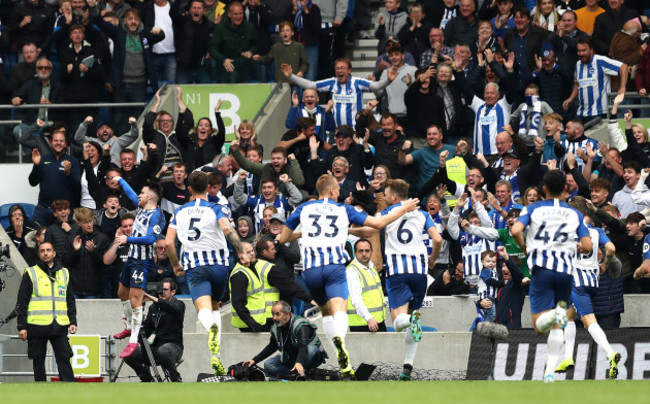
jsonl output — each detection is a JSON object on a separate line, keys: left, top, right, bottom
{"left": 0, "top": 381, "right": 647, "bottom": 404}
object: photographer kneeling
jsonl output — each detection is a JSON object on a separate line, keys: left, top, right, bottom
{"left": 123, "top": 277, "right": 185, "bottom": 382}
{"left": 243, "top": 301, "right": 327, "bottom": 378}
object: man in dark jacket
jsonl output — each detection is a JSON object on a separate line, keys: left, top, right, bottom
{"left": 11, "top": 57, "right": 64, "bottom": 126}
{"left": 11, "top": 0, "right": 55, "bottom": 53}
{"left": 308, "top": 125, "right": 373, "bottom": 188}
{"left": 63, "top": 208, "right": 111, "bottom": 298}
{"left": 243, "top": 300, "right": 326, "bottom": 378}
{"left": 403, "top": 66, "right": 446, "bottom": 145}
{"left": 503, "top": 6, "right": 549, "bottom": 104}
{"left": 173, "top": 0, "right": 214, "bottom": 84}
{"left": 494, "top": 248, "right": 527, "bottom": 329}
{"left": 123, "top": 277, "right": 185, "bottom": 382}
{"left": 142, "top": 88, "right": 194, "bottom": 177}
{"left": 208, "top": 1, "right": 258, "bottom": 83}
{"left": 29, "top": 130, "right": 82, "bottom": 227}
{"left": 17, "top": 242, "right": 77, "bottom": 382}
{"left": 255, "top": 238, "right": 314, "bottom": 329}
{"left": 93, "top": 7, "right": 165, "bottom": 133}
{"left": 592, "top": 0, "right": 639, "bottom": 56}
{"left": 45, "top": 199, "right": 78, "bottom": 260}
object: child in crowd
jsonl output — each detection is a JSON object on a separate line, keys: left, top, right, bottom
{"left": 478, "top": 250, "right": 502, "bottom": 322}
{"left": 253, "top": 21, "right": 309, "bottom": 83}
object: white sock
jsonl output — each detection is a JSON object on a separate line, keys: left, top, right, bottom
{"left": 545, "top": 329, "right": 563, "bottom": 377}
{"left": 333, "top": 311, "right": 349, "bottom": 339}
{"left": 587, "top": 323, "right": 614, "bottom": 357}
{"left": 198, "top": 308, "right": 214, "bottom": 333}
{"left": 129, "top": 306, "right": 143, "bottom": 344}
{"left": 563, "top": 321, "right": 576, "bottom": 360}
{"left": 322, "top": 315, "right": 337, "bottom": 352}
{"left": 394, "top": 313, "right": 411, "bottom": 332}
{"left": 535, "top": 310, "right": 557, "bottom": 334}
{"left": 122, "top": 300, "right": 133, "bottom": 331}
{"left": 404, "top": 328, "right": 419, "bottom": 366}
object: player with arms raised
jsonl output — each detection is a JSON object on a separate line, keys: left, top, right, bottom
{"left": 380, "top": 179, "right": 442, "bottom": 380}
{"left": 165, "top": 171, "right": 243, "bottom": 376}
{"left": 280, "top": 174, "right": 419, "bottom": 378}
{"left": 511, "top": 169, "right": 592, "bottom": 383}
{"left": 111, "top": 178, "right": 165, "bottom": 359}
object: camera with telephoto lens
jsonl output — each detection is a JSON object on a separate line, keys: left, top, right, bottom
{"left": 146, "top": 282, "right": 163, "bottom": 295}
{"left": 0, "top": 243, "right": 10, "bottom": 259}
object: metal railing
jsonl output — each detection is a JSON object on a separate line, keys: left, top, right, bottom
{"left": 606, "top": 91, "right": 650, "bottom": 120}
{"left": 0, "top": 334, "right": 119, "bottom": 379}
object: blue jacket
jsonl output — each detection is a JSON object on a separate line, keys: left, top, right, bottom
{"left": 28, "top": 152, "right": 81, "bottom": 208}
{"left": 93, "top": 17, "right": 164, "bottom": 91}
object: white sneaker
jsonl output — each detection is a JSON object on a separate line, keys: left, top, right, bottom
{"left": 543, "top": 374, "right": 554, "bottom": 384}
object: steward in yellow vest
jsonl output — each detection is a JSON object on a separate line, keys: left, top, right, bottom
{"left": 346, "top": 240, "right": 387, "bottom": 332}
{"left": 16, "top": 242, "right": 77, "bottom": 382}
{"left": 255, "top": 240, "right": 313, "bottom": 326}
{"left": 229, "top": 244, "right": 266, "bottom": 332}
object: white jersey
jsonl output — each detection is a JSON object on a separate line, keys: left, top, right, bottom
{"left": 285, "top": 199, "right": 368, "bottom": 270}
{"left": 573, "top": 225, "right": 610, "bottom": 288}
{"left": 517, "top": 199, "right": 589, "bottom": 275}
{"left": 169, "top": 198, "right": 231, "bottom": 271}
{"left": 575, "top": 55, "right": 622, "bottom": 118}
{"left": 471, "top": 95, "right": 512, "bottom": 156}
{"left": 380, "top": 203, "right": 435, "bottom": 276}
{"left": 315, "top": 76, "right": 372, "bottom": 126}
{"left": 458, "top": 231, "right": 488, "bottom": 278}
{"left": 422, "top": 213, "right": 449, "bottom": 265}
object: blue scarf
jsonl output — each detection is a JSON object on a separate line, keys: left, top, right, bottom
{"left": 294, "top": 1, "right": 312, "bottom": 31}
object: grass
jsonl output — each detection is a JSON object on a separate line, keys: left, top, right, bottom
{"left": 0, "top": 380, "right": 647, "bottom": 404}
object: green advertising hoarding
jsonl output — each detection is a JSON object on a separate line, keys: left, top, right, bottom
{"left": 69, "top": 335, "right": 101, "bottom": 377}
{"left": 177, "top": 84, "right": 272, "bottom": 146}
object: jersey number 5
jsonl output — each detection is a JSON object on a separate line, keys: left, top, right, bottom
{"left": 188, "top": 217, "right": 202, "bottom": 241}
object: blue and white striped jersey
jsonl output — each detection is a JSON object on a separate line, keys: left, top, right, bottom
{"left": 285, "top": 199, "right": 368, "bottom": 270}
{"left": 118, "top": 178, "right": 164, "bottom": 260}
{"left": 129, "top": 208, "right": 165, "bottom": 260}
{"left": 573, "top": 225, "right": 610, "bottom": 288}
{"left": 490, "top": 200, "right": 523, "bottom": 230}
{"left": 458, "top": 232, "right": 488, "bottom": 277}
{"left": 471, "top": 95, "right": 512, "bottom": 156}
{"left": 642, "top": 233, "right": 650, "bottom": 261}
{"left": 379, "top": 203, "right": 435, "bottom": 276}
{"left": 246, "top": 194, "right": 291, "bottom": 232}
{"left": 315, "top": 76, "right": 371, "bottom": 126}
{"left": 517, "top": 199, "right": 589, "bottom": 274}
{"left": 560, "top": 137, "right": 600, "bottom": 172}
{"left": 169, "top": 198, "right": 231, "bottom": 271}
{"left": 422, "top": 213, "right": 449, "bottom": 264}
{"left": 575, "top": 55, "right": 622, "bottom": 118}
{"left": 479, "top": 267, "right": 499, "bottom": 299}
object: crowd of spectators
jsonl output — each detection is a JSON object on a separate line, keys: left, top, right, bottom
{"left": 3, "top": 0, "right": 650, "bottom": 331}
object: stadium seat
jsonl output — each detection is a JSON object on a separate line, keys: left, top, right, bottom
{"left": 0, "top": 203, "right": 37, "bottom": 229}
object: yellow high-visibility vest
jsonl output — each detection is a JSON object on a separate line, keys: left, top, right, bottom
{"left": 346, "top": 261, "right": 385, "bottom": 326}
{"left": 257, "top": 260, "right": 280, "bottom": 319}
{"left": 229, "top": 263, "right": 266, "bottom": 328}
{"left": 25, "top": 265, "right": 70, "bottom": 327}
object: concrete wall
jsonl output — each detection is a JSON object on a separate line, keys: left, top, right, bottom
{"left": 37, "top": 293, "right": 650, "bottom": 337}
{"left": 252, "top": 83, "right": 291, "bottom": 155}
